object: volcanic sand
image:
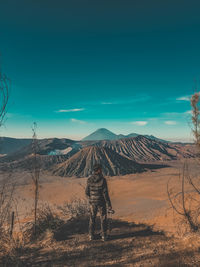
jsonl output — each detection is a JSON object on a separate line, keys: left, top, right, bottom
{"left": 10, "top": 160, "right": 188, "bottom": 235}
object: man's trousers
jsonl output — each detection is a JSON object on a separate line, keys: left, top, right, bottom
{"left": 89, "top": 203, "right": 107, "bottom": 237}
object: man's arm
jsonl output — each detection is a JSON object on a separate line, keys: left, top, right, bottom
{"left": 103, "top": 179, "right": 112, "bottom": 209}
{"left": 85, "top": 180, "right": 90, "bottom": 197}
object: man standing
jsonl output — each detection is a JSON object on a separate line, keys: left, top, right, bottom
{"left": 85, "top": 163, "right": 112, "bottom": 241}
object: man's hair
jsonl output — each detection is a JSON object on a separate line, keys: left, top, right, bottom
{"left": 93, "top": 163, "right": 102, "bottom": 172}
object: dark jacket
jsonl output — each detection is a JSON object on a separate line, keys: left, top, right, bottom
{"left": 85, "top": 173, "right": 111, "bottom": 207}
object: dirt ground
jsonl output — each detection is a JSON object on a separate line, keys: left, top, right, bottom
{"left": 10, "top": 160, "right": 184, "bottom": 234}
{"left": 1, "top": 160, "right": 200, "bottom": 266}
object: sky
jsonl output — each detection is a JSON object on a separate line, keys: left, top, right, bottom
{"left": 0, "top": 0, "right": 200, "bottom": 141}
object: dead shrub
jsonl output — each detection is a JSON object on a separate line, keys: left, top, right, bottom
{"left": 24, "top": 205, "right": 64, "bottom": 241}
{"left": 0, "top": 171, "right": 15, "bottom": 232}
{"left": 58, "top": 198, "right": 89, "bottom": 219}
{"left": 167, "top": 92, "right": 200, "bottom": 234}
{"left": 0, "top": 226, "right": 27, "bottom": 266}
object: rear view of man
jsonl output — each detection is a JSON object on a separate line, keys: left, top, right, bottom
{"left": 85, "top": 163, "right": 113, "bottom": 241}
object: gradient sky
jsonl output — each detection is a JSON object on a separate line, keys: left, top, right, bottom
{"left": 0, "top": 0, "right": 200, "bottom": 141}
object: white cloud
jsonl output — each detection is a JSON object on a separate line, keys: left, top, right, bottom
{"left": 57, "top": 108, "right": 85, "bottom": 113}
{"left": 176, "top": 96, "right": 190, "bottom": 101}
{"left": 131, "top": 121, "right": 148, "bottom": 126}
{"left": 162, "top": 112, "right": 180, "bottom": 116}
{"left": 71, "top": 118, "right": 86, "bottom": 124}
{"left": 162, "top": 110, "right": 192, "bottom": 116}
{"left": 100, "top": 95, "right": 151, "bottom": 106}
{"left": 184, "top": 110, "right": 192, "bottom": 115}
{"left": 101, "top": 102, "right": 113, "bottom": 105}
{"left": 164, "top": 120, "right": 177, "bottom": 125}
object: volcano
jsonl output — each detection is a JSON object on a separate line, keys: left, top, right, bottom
{"left": 82, "top": 128, "right": 168, "bottom": 142}
{"left": 53, "top": 146, "right": 144, "bottom": 177}
{"left": 97, "top": 136, "right": 194, "bottom": 162}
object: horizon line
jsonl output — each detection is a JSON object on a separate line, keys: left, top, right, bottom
{"left": 0, "top": 134, "right": 193, "bottom": 143}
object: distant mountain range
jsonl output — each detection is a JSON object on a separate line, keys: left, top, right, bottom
{"left": 0, "top": 137, "right": 32, "bottom": 155}
{"left": 82, "top": 128, "right": 168, "bottom": 143}
{"left": 0, "top": 129, "right": 195, "bottom": 177}
{"left": 0, "top": 129, "right": 168, "bottom": 156}
{"left": 0, "top": 138, "right": 81, "bottom": 163}
{"left": 97, "top": 135, "right": 194, "bottom": 162}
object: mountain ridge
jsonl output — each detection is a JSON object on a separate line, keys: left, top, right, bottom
{"left": 0, "top": 135, "right": 195, "bottom": 176}
{"left": 96, "top": 135, "right": 194, "bottom": 162}
{"left": 82, "top": 128, "right": 169, "bottom": 143}
{"left": 53, "top": 145, "right": 145, "bottom": 177}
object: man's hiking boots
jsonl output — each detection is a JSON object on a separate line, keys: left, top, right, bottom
{"left": 89, "top": 235, "right": 94, "bottom": 241}
{"left": 101, "top": 235, "right": 108, "bottom": 242}
{"left": 89, "top": 235, "right": 108, "bottom": 241}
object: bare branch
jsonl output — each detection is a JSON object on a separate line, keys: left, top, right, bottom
{"left": 31, "top": 122, "right": 41, "bottom": 236}
{"left": 167, "top": 177, "right": 184, "bottom": 216}
{"left": 0, "top": 72, "right": 9, "bottom": 127}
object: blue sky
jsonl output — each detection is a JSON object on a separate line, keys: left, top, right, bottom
{"left": 0, "top": 0, "right": 200, "bottom": 141}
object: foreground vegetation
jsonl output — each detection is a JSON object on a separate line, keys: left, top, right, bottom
{"left": 0, "top": 199, "right": 200, "bottom": 267}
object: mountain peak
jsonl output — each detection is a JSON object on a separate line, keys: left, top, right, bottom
{"left": 82, "top": 128, "right": 117, "bottom": 141}
{"left": 82, "top": 128, "right": 169, "bottom": 143}
{"left": 95, "top": 128, "right": 113, "bottom": 133}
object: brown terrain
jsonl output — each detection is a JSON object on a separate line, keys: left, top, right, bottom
{"left": 53, "top": 146, "right": 145, "bottom": 177}
{"left": 0, "top": 136, "right": 195, "bottom": 176}
{"left": 98, "top": 135, "right": 195, "bottom": 161}
{"left": 0, "top": 135, "right": 199, "bottom": 266}
{"left": 0, "top": 160, "right": 200, "bottom": 266}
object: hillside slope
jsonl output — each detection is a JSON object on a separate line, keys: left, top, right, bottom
{"left": 0, "top": 137, "right": 32, "bottom": 155}
{"left": 53, "top": 146, "right": 144, "bottom": 177}
{"left": 0, "top": 138, "right": 80, "bottom": 163}
{"left": 98, "top": 136, "right": 194, "bottom": 162}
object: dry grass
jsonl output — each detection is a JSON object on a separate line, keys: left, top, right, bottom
{"left": 24, "top": 205, "right": 65, "bottom": 241}
{"left": 0, "top": 198, "right": 200, "bottom": 266}
{"left": 57, "top": 198, "right": 89, "bottom": 218}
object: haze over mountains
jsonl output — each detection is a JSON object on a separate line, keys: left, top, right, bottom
{"left": 82, "top": 128, "right": 168, "bottom": 143}
{"left": 0, "top": 128, "right": 168, "bottom": 156}
{"left": 0, "top": 137, "right": 32, "bottom": 155}
{"left": 0, "top": 128, "right": 188, "bottom": 155}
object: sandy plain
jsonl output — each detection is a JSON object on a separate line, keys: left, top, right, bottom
{"left": 6, "top": 160, "right": 189, "bottom": 235}
{"left": 2, "top": 160, "right": 200, "bottom": 266}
